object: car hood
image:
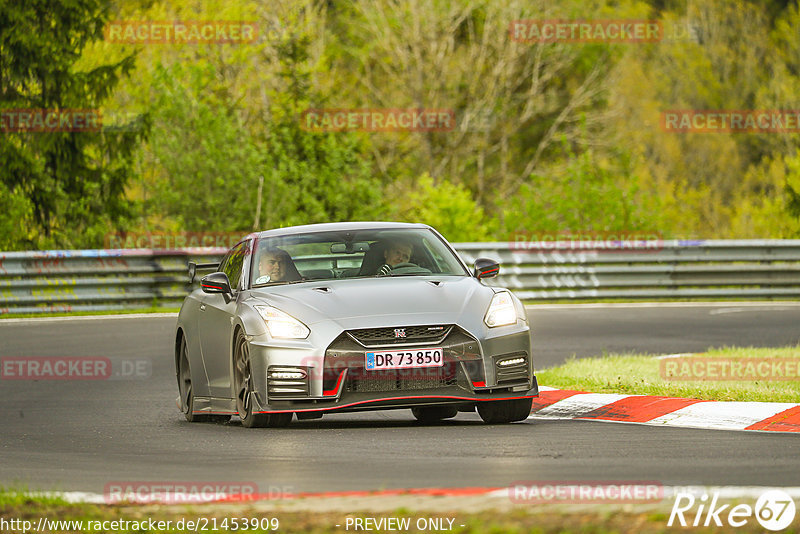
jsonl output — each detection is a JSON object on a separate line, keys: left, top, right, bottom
{"left": 248, "top": 276, "right": 495, "bottom": 329}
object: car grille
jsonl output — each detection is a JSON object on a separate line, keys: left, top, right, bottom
{"left": 346, "top": 365, "right": 458, "bottom": 393}
{"left": 494, "top": 353, "right": 530, "bottom": 385}
{"left": 323, "top": 326, "right": 482, "bottom": 393}
{"left": 346, "top": 325, "right": 453, "bottom": 347}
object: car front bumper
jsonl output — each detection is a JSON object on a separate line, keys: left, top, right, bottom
{"left": 246, "top": 325, "right": 538, "bottom": 415}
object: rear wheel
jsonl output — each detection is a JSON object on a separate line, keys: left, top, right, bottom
{"left": 411, "top": 405, "right": 458, "bottom": 423}
{"left": 178, "top": 336, "right": 230, "bottom": 423}
{"left": 234, "top": 330, "right": 293, "bottom": 428}
{"left": 477, "top": 398, "right": 533, "bottom": 424}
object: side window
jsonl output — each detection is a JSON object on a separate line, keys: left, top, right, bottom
{"left": 222, "top": 241, "right": 249, "bottom": 291}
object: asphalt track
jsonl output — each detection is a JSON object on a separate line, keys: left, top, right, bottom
{"left": 0, "top": 303, "right": 798, "bottom": 494}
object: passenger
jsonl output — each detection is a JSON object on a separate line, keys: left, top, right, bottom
{"left": 254, "top": 247, "right": 301, "bottom": 284}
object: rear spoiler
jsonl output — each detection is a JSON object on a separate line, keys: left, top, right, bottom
{"left": 188, "top": 261, "right": 220, "bottom": 283}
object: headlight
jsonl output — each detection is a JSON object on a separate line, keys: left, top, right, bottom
{"left": 253, "top": 305, "right": 310, "bottom": 339}
{"left": 484, "top": 291, "right": 517, "bottom": 327}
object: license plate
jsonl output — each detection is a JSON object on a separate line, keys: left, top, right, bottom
{"left": 365, "top": 348, "right": 444, "bottom": 370}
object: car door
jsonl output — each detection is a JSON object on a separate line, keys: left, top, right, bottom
{"left": 197, "top": 240, "right": 251, "bottom": 399}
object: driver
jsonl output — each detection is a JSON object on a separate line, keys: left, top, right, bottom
{"left": 377, "top": 240, "right": 414, "bottom": 275}
{"left": 254, "top": 247, "right": 300, "bottom": 284}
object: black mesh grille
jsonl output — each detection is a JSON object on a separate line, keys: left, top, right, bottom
{"left": 324, "top": 326, "right": 482, "bottom": 394}
{"left": 346, "top": 364, "right": 458, "bottom": 393}
{"left": 347, "top": 325, "right": 453, "bottom": 346}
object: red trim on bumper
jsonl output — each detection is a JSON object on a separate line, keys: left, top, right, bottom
{"left": 255, "top": 393, "right": 539, "bottom": 414}
{"left": 323, "top": 370, "right": 346, "bottom": 397}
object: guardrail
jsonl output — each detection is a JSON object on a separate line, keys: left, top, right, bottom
{"left": 1, "top": 240, "right": 799, "bottom": 315}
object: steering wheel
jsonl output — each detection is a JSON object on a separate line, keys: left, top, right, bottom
{"left": 391, "top": 262, "right": 418, "bottom": 269}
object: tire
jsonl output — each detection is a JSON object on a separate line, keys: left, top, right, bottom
{"left": 477, "top": 398, "right": 533, "bottom": 424}
{"left": 178, "top": 336, "right": 230, "bottom": 423}
{"left": 411, "top": 405, "right": 458, "bottom": 423}
{"left": 234, "top": 330, "right": 293, "bottom": 429}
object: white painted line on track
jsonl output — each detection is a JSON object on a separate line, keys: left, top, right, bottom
{"left": 648, "top": 401, "right": 800, "bottom": 431}
{"left": 708, "top": 306, "right": 800, "bottom": 315}
{"left": 653, "top": 353, "right": 696, "bottom": 360}
{"left": 33, "top": 486, "right": 800, "bottom": 504}
{"left": 527, "top": 413, "right": 799, "bottom": 434}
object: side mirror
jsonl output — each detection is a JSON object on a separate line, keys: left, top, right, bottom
{"left": 189, "top": 261, "right": 220, "bottom": 283}
{"left": 201, "top": 272, "right": 233, "bottom": 302}
{"left": 473, "top": 258, "right": 500, "bottom": 279}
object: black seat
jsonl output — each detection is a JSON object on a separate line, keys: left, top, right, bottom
{"left": 358, "top": 241, "right": 388, "bottom": 276}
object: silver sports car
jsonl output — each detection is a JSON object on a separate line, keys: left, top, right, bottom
{"left": 175, "top": 222, "right": 538, "bottom": 427}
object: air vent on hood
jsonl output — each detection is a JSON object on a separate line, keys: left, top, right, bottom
{"left": 312, "top": 287, "right": 331, "bottom": 293}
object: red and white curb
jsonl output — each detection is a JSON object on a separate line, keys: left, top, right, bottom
{"left": 31, "top": 485, "right": 800, "bottom": 505}
{"left": 529, "top": 386, "right": 800, "bottom": 433}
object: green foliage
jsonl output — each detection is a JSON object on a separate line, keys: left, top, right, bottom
{"left": 144, "top": 62, "right": 263, "bottom": 232}
{"left": 258, "top": 27, "right": 384, "bottom": 228}
{"left": 0, "top": 182, "right": 33, "bottom": 250}
{"left": 390, "top": 173, "right": 496, "bottom": 242}
{"left": 5, "top": 0, "right": 800, "bottom": 250}
{"left": 0, "top": 0, "right": 147, "bottom": 249}
{"left": 538, "top": 346, "right": 800, "bottom": 403}
{"left": 502, "top": 144, "right": 664, "bottom": 237}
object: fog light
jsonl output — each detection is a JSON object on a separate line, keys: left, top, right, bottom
{"left": 268, "top": 370, "right": 306, "bottom": 380}
{"left": 498, "top": 357, "right": 525, "bottom": 367}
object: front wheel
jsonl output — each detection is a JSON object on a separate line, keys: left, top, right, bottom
{"left": 234, "top": 330, "right": 293, "bottom": 428}
{"left": 411, "top": 405, "right": 458, "bottom": 423}
{"left": 477, "top": 398, "right": 533, "bottom": 424}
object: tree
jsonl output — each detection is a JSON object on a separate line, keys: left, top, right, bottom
{"left": 0, "top": 0, "right": 147, "bottom": 249}
{"left": 254, "top": 6, "right": 385, "bottom": 229}
{"left": 501, "top": 140, "right": 665, "bottom": 237}
{"left": 144, "top": 62, "right": 263, "bottom": 232}
{"left": 389, "top": 173, "right": 497, "bottom": 242}
{"left": 328, "top": 0, "right": 637, "bottom": 215}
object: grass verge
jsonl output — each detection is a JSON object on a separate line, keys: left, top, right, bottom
{"left": 538, "top": 346, "right": 800, "bottom": 402}
{"left": 0, "top": 307, "right": 180, "bottom": 319}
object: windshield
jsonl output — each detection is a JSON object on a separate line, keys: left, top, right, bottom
{"left": 250, "top": 228, "right": 468, "bottom": 287}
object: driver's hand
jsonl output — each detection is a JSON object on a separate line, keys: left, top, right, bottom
{"left": 377, "top": 263, "right": 392, "bottom": 276}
